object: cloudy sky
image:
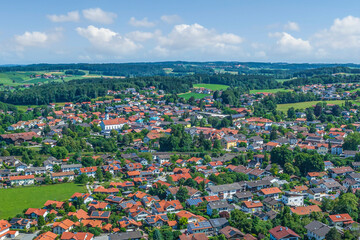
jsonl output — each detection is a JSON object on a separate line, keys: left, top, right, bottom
{"left": 1, "top": 0, "right": 360, "bottom": 64}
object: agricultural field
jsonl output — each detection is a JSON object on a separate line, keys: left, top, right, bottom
{"left": 0, "top": 70, "right": 123, "bottom": 88}
{"left": 249, "top": 88, "right": 291, "bottom": 94}
{"left": 213, "top": 68, "right": 238, "bottom": 75}
{"left": 178, "top": 92, "right": 210, "bottom": 100}
{"left": 193, "top": 83, "right": 229, "bottom": 91}
{"left": 277, "top": 100, "right": 360, "bottom": 112}
{"left": 0, "top": 183, "right": 85, "bottom": 219}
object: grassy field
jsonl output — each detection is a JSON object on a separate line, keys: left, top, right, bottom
{"left": 0, "top": 183, "right": 85, "bottom": 219}
{"left": 250, "top": 88, "right": 291, "bottom": 94}
{"left": 193, "top": 84, "right": 229, "bottom": 91}
{"left": 0, "top": 70, "right": 124, "bottom": 88}
{"left": 349, "top": 88, "right": 360, "bottom": 93}
{"left": 277, "top": 100, "right": 360, "bottom": 112}
{"left": 178, "top": 92, "right": 210, "bottom": 100}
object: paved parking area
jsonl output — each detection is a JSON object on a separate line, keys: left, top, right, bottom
{"left": 94, "top": 234, "right": 109, "bottom": 240}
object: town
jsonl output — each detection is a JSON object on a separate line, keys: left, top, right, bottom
{"left": 0, "top": 77, "right": 360, "bottom": 240}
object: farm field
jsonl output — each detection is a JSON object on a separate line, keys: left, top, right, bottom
{"left": 277, "top": 100, "right": 360, "bottom": 112}
{"left": 249, "top": 88, "right": 291, "bottom": 94}
{"left": 178, "top": 92, "right": 210, "bottom": 100}
{"left": 0, "top": 70, "right": 123, "bottom": 88}
{"left": 193, "top": 83, "right": 229, "bottom": 91}
{"left": 0, "top": 183, "right": 85, "bottom": 219}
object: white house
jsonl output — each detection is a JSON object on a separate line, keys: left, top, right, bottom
{"left": 100, "top": 118, "right": 128, "bottom": 133}
{"left": 9, "top": 175, "right": 35, "bottom": 186}
{"left": 281, "top": 191, "right": 304, "bottom": 207}
{"left": 52, "top": 219, "right": 75, "bottom": 235}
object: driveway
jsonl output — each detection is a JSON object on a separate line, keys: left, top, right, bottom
{"left": 13, "top": 232, "right": 38, "bottom": 240}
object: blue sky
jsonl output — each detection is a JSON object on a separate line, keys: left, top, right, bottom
{"left": 1, "top": 0, "right": 360, "bottom": 64}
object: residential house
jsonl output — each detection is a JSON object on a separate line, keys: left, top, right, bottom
{"left": 0, "top": 220, "right": 11, "bottom": 240}
{"left": 307, "top": 188, "right": 327, "bottom": 201}
{"left": 60, "top": 232, "right": 94, "bottom": 240}
{"left": 233, "top": 191, "right": 253, "bottom": 203}
{"left": 263, "top": 197, "right": 284, "bottom": 212}
{"left": 209, "top": 218, "right": 229, "bottom": 233}
{"left": 8, "top": 175, "right": 34, "bottom": 186}
{"left": 25, "top": 208, "right": 48, "bottom": 219}
{"left": 269, "top": 226, "right": 300, "bottom": 240}
{"left": 9, "top": 218, "right": 36, "bottom": 230}
{"left": 329, "top": 166, "right": 354, "bottom": 178}
{"left": 258, "top": 187, "right": 282, "bottom": 199}
{"left": 52, "top": 219, "right": 75, "bottom": 235}
{"left": 304, "top": 221, "right": 330, "bottom": 240}
{"left": 207, "top": 182, "right": 246, "bottom": 200}
{"left": 281, "top": 192, "right": 304, "bottom": 207}
{"left": 290, "top": 205, "right": 322, "bottom": 216}
{"left": 241, "top": 201, "right": 263, "bottom": 213}
{"left": 206, "top": 201, "right": 235, "bottom": 216}
{"left": 187, "top": 221, "right": 213, "bottom": 236}
{"left": 329, "top": 214, "right": 353, "bottom": 227}
{"left": 108, "top": 231, "right": 142, "bottom": 240}
{"left": 51, "top": 171, "right": 75, "bottom": 181}
{"left": 246, "top": 180, "right": 271, "bottom": 192}
{"left": 219, "top": 226, "right": 245, "bottom": 239}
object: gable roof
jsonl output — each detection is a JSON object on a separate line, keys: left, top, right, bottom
{"left": 269, "top": 226, "right": 300, "bottom": 239}
{"left": 290, "top": 205, "right": 322, "bottom": 215}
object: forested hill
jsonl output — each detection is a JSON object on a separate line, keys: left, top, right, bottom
{"left": 1, "top": 62, "right": 360, "bottom": 77}
{"left": 0, "top": 74, "right": 281, "bottom": 105}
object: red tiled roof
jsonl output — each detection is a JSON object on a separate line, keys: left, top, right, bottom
{"left": 269, "top": 226, "right": 300, "bottom": 240}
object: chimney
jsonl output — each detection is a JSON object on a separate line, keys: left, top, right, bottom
{"left": 280, "top": 227, "right": 282, "bottom": 231}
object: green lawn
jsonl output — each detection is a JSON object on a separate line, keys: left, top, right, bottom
{"left": 349, "top": 88, "right": 360, "bottom": 93}
{"left": 193, "top": 84, "right": 229, "bottom": 91}
{"left": 178, "top": 92, "right": 210, "bottom": 100}
{"left": 277, "top": 100, "right": 360, "bottom": 112}
{"left": 0, "top": 183, "right": 85, "bottom": 219}
{"left": 249, "top": 88, "right": 291, "bottom": 94}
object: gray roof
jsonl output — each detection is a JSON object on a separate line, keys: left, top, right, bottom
{"left": 310, "top": 187, "right": 327, "bottom": 194}
{"left": 305, "top": 221, "right": 330, "bottom": 237}
{"left": 349, "top": 172, "right": 360, "bottom": 179}
{"left": 61, "top": 164, "right": 82, "bottom": 169}
{"left": 234, "top": 191, "right": 253, "bottom": 199}
{"left": 208, "top": 201, "right": 234, "bottom": 210}
{"left": 209, "top": 218, "right": 229, "bottom": 228}
{"left": 208, "top": 182, "right": 245, "bottom": 193}
{"left": 109, "top": 231, "right": 142, "bottom": 240}
{"left": 246, "top": 180, "right": 271, "bottom": 188}
{"left": 188, "top": 220, "right": 212, "bottom": 230}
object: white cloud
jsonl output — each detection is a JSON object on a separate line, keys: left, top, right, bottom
{"left": 13, "top": 28, "right": 63, "bottom": 52}
{"left": 314, "top": 15, "right": 360, "bottom": 49}
{"left": 271, "top": 32, "right": 312, "bottom": 53}
{"left": 47, "top": 11, "right": 79, "bottom": 22}
{"left": 284, "top": 21, "right": 300, "bottom": 31}
{"left": 156, "top": 23, "right": 243, "bottom": 55}
{"left": 129, "top": 17, "right": 155, "bottom": 27}
{"left": 82, "top": 8, "right": 117, "bottom": 24}
{"left": 15, "top": 32, "right": 48, "bottom": 47}
{"left": 161, "top": 15, "right": 182, "bottom": 24}
{"left": 76, "top": 25, "right": 141, "bottom": 56}
{"left": 126, "top": 30, "right": 160, "bottom": 42}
